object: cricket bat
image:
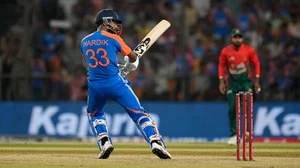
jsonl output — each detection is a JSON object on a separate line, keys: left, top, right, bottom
{"left": 133, "top": 20, "right": 171, "bottom": 58}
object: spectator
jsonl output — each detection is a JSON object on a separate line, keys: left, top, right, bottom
{"left": 288, "top": 15, "right": 300, "bottom": 38}
{"left": 42, "top": 27, "right": 64, "bottom": 67}
{"left": 236, "top": 6, "right": 257, "bottom": 34}
{"left": 48, "top": 45, "right": 65, "bottom": 100}
{"left": 1, "top": 0, "right": 300, "bottom": 101}
{"left": 1, "top": 32, "right": 14, "bottom": 100}
{"left": 63, "top": 25, "right": 83, "bottom": 72}
{"left": 31, "top": 50, "right": 46, "bottom": 100}
{"left": 208, "top": 1, "right": 234, "bottom": 42}
{"left": 69, "top": 65, "right": 87, "bottom": 101}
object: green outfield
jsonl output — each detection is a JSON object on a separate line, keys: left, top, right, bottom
{"left": 0, "top": 142, "right": 300, "bottom": 168}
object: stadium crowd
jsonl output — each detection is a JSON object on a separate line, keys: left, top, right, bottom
{"left": 0, "top": 0, "right": 299, "bottom": 101}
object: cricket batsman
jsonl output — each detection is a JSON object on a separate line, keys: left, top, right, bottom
{"left": 80, "top": 9, "right": 171, "bottom": 159}
{"left": 218, "top": 28, "right": 261, "bottom": 145}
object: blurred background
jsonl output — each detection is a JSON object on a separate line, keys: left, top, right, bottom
{"left": 1, "top": 0, "right": 300, "bottom": 102}
{"left": 0, "top": 0, "right": 299, "bottom": 142}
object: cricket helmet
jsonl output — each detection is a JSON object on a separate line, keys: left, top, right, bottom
{"left": 95, "top": 9, "right": 122, "bottom": 26}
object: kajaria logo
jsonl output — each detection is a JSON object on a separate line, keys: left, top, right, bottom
{"left": 28, "top": 106, "right": 160, "bottom": 138}
{"left": 254, "top": 106, "right": 300, "bottom": 136}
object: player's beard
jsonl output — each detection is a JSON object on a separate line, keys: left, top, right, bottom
{"left": 233, "top": 42, "right": 242, "bottom": 48}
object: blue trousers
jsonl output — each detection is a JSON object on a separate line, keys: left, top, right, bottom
{"left": 87, "top": 75, "right": 160, "bottom": 148}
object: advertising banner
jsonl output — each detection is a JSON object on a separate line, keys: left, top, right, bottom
{"left": 0, "top": 102, "right": 299, "bottom": 142}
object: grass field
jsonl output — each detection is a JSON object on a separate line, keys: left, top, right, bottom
{"left": 1, "top": 142, "right": 300, "bottom": 168}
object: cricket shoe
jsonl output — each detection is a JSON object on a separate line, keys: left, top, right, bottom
{"left": 151, "top": 142, "right": 171, "bottom": 159}
{"left": 227, "top": 135, "right": 237, "bottom": 145}
{"left": 98, "top": 141, "right": 114, "bottom": 159}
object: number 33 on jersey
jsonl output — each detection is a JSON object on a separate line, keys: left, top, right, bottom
{"left": 80, "top": 31, "right": 132, "bottom": 79}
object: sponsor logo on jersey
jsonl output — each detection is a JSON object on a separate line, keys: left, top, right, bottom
{"left": 243, "top": 56, "right": 246, "bottom": 61}
{"left": 229, "top": 56, "right": 235, "bottom": 61}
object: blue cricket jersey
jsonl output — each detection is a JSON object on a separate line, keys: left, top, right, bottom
{"left": 80, "top": 31, "right": 132, "bottom": 80}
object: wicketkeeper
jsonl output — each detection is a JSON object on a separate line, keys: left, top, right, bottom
{"left": 218, "top": 28, "right": 261, "bottom": 145}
